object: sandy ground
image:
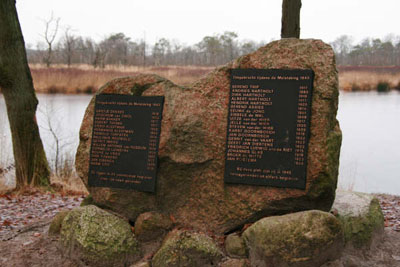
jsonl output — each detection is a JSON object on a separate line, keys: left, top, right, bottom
{"left": 0, "top": 193, "right": 399, "bottom": 267}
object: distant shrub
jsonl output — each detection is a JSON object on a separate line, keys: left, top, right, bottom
{"left": 350, "top": 83, "right": 361, "bottom": 92}
{"left": 83, "top": 86, "right": 96, "bottom": 94}
{"left": 47, "top": 86, "right": 66, "bottom": 94}
{"left": 376, "top": 81, "right": 390, "bottom": 92}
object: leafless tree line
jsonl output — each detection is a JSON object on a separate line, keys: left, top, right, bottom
{"left": 27, "top": 29, "right": 266, "bottom": 67}
{"left": 27, "top": 23, "right": 400, "bottom": 68}
{"left": 331, "top": 35, "right": 400, "bottom": 66}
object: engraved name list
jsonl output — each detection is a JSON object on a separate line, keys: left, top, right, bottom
{"left": 224, "top": 69, "right": 314, "bottom": 189}
{"left": 88, "top": 94, "right": 164, "bottom": 192}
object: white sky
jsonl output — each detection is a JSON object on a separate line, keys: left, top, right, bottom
{"left": 16, "top": 0, "right": 400, "bottom": 47}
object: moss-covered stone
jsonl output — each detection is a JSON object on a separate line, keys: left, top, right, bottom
{"left": 152, "top": 229, "right": 223, "bottom": 267}
{"left": 225, "top": 233, "right": 247, "bottom": 258}
{"left": 331, "top": 191, "right": 384, "bottom": 248}
{"left": 48, "top": 210, "right": 69, "bottom": 235}
{"left": 60, "top": 205, "right": 140, "bottom": 266}
{"left": 243, "top": 210, "right": 344, "bottom": 267}
{"left": 134, "top": 211, "right": 173, "bottom": 241}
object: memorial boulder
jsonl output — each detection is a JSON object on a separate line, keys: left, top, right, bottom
{"left": 76, "top": 39, "right": 341, "bottom": 234}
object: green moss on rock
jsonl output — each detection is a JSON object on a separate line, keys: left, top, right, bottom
{"left": 331, "top": 191, "right": 384, "bottom": 248}
{"left": 152, "top": 229, "right": 223, "bottom": 267}
{"left": 48, "top": 210, "right": 69, "bottom": 235}
{"left": 60, "top": 205, "right": 140, "bottom": 266}
{"left": 80, "top": 194, "right": 94, "bottom": 206}
{"left": 243, "top": 210, "right": 344, "bottom": 266}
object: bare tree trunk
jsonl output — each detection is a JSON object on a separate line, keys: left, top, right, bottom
{"left": 281, "top": 0, "right": 302, "bottom": 38}
{"left": 42, "top": 12, "right": 60, "bottom": 68}
{"left": 0, "top": 0, "right": 50, "bottom": 189}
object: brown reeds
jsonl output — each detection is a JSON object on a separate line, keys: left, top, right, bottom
{"left": 29, "top": 64, "right": 213, "bottom": 94}
{"left": 24, "top": 64, "right": 400, "bottom": 94}
{"left": 338, "top": 66, "right": 400, "bottom": 92}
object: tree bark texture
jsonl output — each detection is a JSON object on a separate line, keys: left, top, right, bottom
{"left": 281, "top": 0, "right": 302, "bottom": 38}
{"left": 0, "top": 0, "right": 50, "bottom": 188}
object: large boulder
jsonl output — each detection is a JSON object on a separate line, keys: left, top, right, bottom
{"left": 76, "top": 39, "right": 341, "bottom": 234}
{"left": 331, "top": 191, "right": 384, "bottom": 248}
{"left": 242, "top": 210, "right": 344, "bottom": 267}
{"left": 60, "top": 205, "right": 140, "bottom": 266}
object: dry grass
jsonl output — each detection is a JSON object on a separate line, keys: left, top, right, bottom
{"left": 30, "top": 64, "right": 214, "bottom": 94}
{"left": 50, "top": 174, "right": 88, "bottom": 196}
{"left": 28, "top": 64, "right": 400, "bottom": 94}
{"left": 338, "top": 66, "right": 400, "bottom": 92}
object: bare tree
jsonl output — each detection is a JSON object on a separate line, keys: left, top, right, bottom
{"left": 42, "top": 12, "right": 60, "bottom": 67}
{"left": 281, "top": 0, "right": 302, "bottom": 38}
{"left": 0, "top": 0, "right": 50, "bottom": 189}
{"left": 153, "top": 38, "right": 171, "bottom": 65}
{"left": 100, "top": 33, "right": 131, "bottom": 66}
{"left": 142, "top": 32, "right": 147, "bottom": 67}
{"left": 197, "top": 35, "right": 222, "bottom": 66}
{"left": 220, "top": 31, "right": 238, "bottom": 61}
{"left": 331, "top": 35, "right": 354, "bottom": 64}
{"left": 61, "top": 26, "right": 76, "bottom": 67}
{"left": 39, "top": 103, "right": 73, "bottom": 176}
{"left": 92, "top": 42, "right": 108, "bottom": 69}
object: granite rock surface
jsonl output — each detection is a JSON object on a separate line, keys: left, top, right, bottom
{"left": 76, "top": 39, "right": 341, "bottom": 234}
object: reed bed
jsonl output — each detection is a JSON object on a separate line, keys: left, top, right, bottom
{"left": 30, "top": 64, "right": 214, "bottom": 94}
{"left": 338, "top": 66, "right": 400, "bottom": 92}
{"left": 23, "top": 64, "right": 400, "bottom": 94}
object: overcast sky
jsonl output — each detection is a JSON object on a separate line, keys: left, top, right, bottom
{"left": 16, "top": 0, "right": 400, "bottom": 47}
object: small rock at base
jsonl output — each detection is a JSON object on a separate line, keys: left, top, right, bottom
{"left": 225, "top": 233, "right": 247, "bottom": 258}
{"left": 134, "top": 211, "right": 173, "bottom": 241}
{"left": 152, "top": 229, "right": 223, "bottom": 267}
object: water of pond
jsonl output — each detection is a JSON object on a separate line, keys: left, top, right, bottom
{"left": 0, "top": 91, "right": 399, "bottom": 195}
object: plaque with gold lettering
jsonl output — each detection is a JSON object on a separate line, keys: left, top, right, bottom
{"left": 88, "top": 94, "right": 164, "bottom": 192}
{"left": 224, "top": 69, "right": 314, "bottom": 189}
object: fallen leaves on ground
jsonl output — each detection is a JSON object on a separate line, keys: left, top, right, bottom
{"left": 0, "top": 192, "right": 84, "bottom": 237}
{"left": 375, "top": 194, "right": 400, "bottom": 232}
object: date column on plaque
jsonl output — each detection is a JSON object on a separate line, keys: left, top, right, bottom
{"left": 224, "top": 69, "right": 314, "bottom": 189}
{"left": 88, "top": 94, "right": 164, "bottom": 193}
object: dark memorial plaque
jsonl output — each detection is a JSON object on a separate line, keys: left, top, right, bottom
{"left": 224, "top": 69, "right": 314, "bottom": 189}
{"left": 88, "top": 94, "right": 164, "bottom": 192}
